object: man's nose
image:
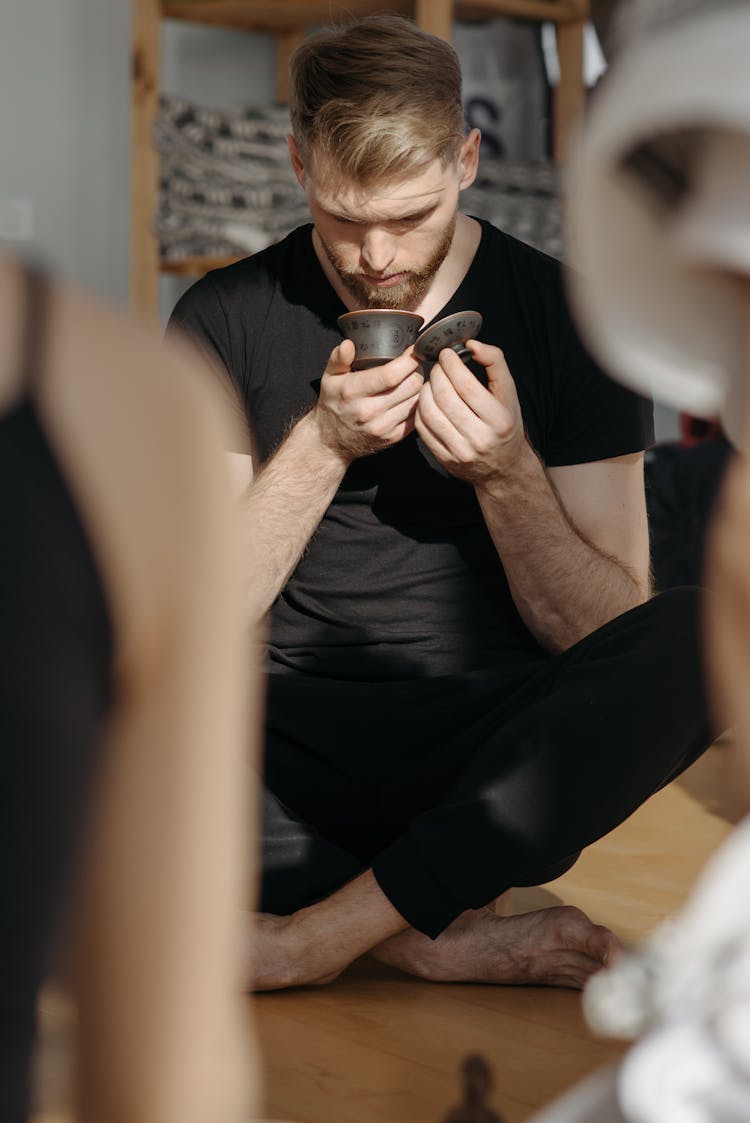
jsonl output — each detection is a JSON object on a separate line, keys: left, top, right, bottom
{"left": 361, "top": 227, "right": 396, "bottom": 275}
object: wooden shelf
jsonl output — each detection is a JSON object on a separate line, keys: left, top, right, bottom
{"left": 162, "top": 0, "right": 587, "bottom": 30}
{"left": 162, "top": 1, "right": 413, "bottom": 31}
{"left": 160, "top": 254, "right": 244, "bottom": 275}
{"left": 132, "top": 0, "right": 589, "bottom": 322}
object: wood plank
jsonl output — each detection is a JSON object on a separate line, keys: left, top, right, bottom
{"left": 161, "top": 1, "right": 412, "bottom": 31}
{"left": 276, "top": 27, "right": 305, "bottom": 104}
{"left": 416, "top": 0, "right": 453, "bottom": 42}
{"left": 160, "top": 253, "right": 244, "bottom": 274}
{"left": 553, "top": 17, "right": 585, "bottom": 161}
{"left": 161, "top": 1, "right": 589, "bottom": 31}
{"left": 131, "top": 0, "right": 162, "bottom": 323}
{"left": 455, "top": 0, "right": 587, "bottom": 21}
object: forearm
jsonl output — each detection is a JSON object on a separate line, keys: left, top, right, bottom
{"left": 240, "top": 411, "right": 349, "bottom": 620}
{"left": 477, "top": 443, "right": 649, "bottom": 651}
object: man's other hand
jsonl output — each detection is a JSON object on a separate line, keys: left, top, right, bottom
{"left": 415, "top": 340, "right": 530, "bottom": 489}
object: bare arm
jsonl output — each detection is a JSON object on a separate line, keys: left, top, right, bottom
{"left": 37, "top": 291, "right": 254, "bottom": 1123}
{"left": 239, "top": 337, "right": 424, "bottom": 619}
{"left": 415, "top": 340, "right": 650, "bottom": 652}
{"left": 476, "top": 446, "right": 649, "bottom": 651}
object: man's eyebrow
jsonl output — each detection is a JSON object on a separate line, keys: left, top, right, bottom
{"left": 326, "top": 202, "right": 439, "bottom": 223}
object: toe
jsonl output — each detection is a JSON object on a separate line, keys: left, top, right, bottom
{"left": 594, "top": 927, "right": 622, "bottom": 967}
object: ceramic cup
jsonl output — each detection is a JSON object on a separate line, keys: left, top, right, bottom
{"left": 337, "top": 309, "right": 425, "bottom": 370}
{"left": 414, "top": 310, "right": 483, "bottom": 362}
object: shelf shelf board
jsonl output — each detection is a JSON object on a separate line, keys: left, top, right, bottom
{"left": 455, "top": 1, "right": 587, "bottom": 20}
{"left": 160, "top": 254, "right": 243, "bottom": 275}
{"left": 161, "top": 1, "right": 412, "bottom": 31}
{"left": 161, "top": 0, "right": 586, "bottom": 32}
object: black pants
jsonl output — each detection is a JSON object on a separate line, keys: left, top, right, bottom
{"left": 260, "top": 588, "right": 713, "bottom": 938}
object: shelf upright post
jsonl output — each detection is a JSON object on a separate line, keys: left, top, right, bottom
{"left": 554, "top": 14, "right": 585, "bottom": 160}
{"left": 415, "top": 0, "right": 453, "bottom": 41}
{"left": 131, "top": 0, "right": 161, "bottom": 323}
{"left": 276, "top": 27, "right": 305, "bottom": 103}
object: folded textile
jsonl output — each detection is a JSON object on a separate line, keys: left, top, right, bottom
{"left": 156, "top": 95, "right": 563, "bottom": 262}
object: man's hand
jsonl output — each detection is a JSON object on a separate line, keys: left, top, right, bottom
{"left": 415, "top": 340, "right": 531, "bottom": 489}
{"left": 310, "top": 338, "right": 424, "bottom": 464}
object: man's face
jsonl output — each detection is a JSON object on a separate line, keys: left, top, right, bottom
{"left": 301, "top": 156, "right": 464, "bottom": 310}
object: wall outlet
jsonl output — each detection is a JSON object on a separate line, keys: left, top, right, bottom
{"left": 0, "top": 198, "right": 34, "bottom": 241}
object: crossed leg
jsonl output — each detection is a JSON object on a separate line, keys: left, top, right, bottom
{"left": 253, "top": 590, "right": 713, "bottom": 993}
{"left": 251, "top": 870, "right": 619, "bottom": 992}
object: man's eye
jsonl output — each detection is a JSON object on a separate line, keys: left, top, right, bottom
{"left": 392, "top": 212, "right": 432, "bottom": 229}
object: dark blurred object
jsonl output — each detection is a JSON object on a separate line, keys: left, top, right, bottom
{"left": 590, "top": 0, "right": 623, "bottom": 59}
{"left": 442, "top": 1054, "right": 506, "bottom": 1123}
{"left": 645, "top": 416, "right": 732, "bottom": 590}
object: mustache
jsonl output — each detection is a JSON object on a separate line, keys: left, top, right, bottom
{"left": 343, "top": 267, "right": 418, "bottom": 282}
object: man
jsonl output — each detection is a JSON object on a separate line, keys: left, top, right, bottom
{"left": 169, "top": 13, "right": 712, "bottom": 992}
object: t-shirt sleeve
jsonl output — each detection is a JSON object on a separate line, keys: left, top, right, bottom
{"left": 544, "top": 294, "right": 655, "bottom": 468}
{"left": 167, "top": 274, "right": 237, "bottom": 388}
{"left": 166, "top": 274, "right": 253, "bottom": 454}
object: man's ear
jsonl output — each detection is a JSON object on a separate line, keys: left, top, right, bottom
{"left": 458, "top": 128, "right": 481, "bottom": 191}
{"left": 287, "top": 134, "right": 305, "bottom": 187}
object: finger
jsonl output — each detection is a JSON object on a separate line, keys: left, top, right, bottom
{"left": 416, "top": 384, "right": 474, "bottom": 463}
{"left": 375, "top": 393, "right": 421, "bottom": 443}
{"left": 374, "top": 368, "right": 425, "bottom": 410}
{"left": 464, "top": 338, "right": 516, "bottom": 397}
{"left": 354, "top": 349, "right": 423, "bottom": 395}
{"left": 414, "top": 409, "right": 456, "bottom": 464}
{"left": 431, "top": 356, "right": 513, "bottom": 442}
{"left": 430, "top": 357, "right": 491, "bottom": 433}
{"left": 325, "top": 338, "right": 356, "bottom": 375}
{"left": 338, "top": 370, "right": 423, "bottom": 433}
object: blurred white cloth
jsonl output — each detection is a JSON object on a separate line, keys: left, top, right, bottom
{"left": 565, "top": 1, "right": 750, "bottom": 447}
{"left": 583, "top": 816, "right": 750, "bottom": 1123}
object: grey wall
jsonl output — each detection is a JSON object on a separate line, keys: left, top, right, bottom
{"left": 161, "top": 20, "right": 275, "bottom": 108}
{"left": 0, "top": 3, "right": 276, "bottom": 309}
{"left": 1, "top": 0, "right": 131, "bottom": 303}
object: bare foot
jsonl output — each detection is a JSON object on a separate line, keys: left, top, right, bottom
{"left": 371, "top": 905, "right": 621, "bottom": 989}
{"left": 493, "top": 890, "right": 513, "bottom": 917}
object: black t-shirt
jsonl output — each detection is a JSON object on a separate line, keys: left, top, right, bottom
{"left": 170, "top": 219, "right": 653, "bottom": 683}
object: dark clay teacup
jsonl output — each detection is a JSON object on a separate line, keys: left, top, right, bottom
{"left": 338, "top": 309, "right": 424, "bottom": 370}
{"left": 414, "top": 310, "right": 483, "bottom": 362}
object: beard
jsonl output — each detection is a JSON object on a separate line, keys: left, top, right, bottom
{"left": 318, "top": 215, "right": 457, "bottom": 310}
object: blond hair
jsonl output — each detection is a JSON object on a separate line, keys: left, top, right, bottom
{"left": 289, "top": 14, "right": 466, "bottom": 187}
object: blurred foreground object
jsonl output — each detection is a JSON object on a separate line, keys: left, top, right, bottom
{"left": 529, "top": 3, "right": 750, "bottom": 1120}
{"left": 645, "top": 418, "right": 732, "bottom": 590}
{"left": 566, "top": 0, "right": 750, "bottom": 448}
{"left": 583, "top": 813, "right": 750, "bottom": 1122}
{"left": 442, "top": 1054, "right": 506, "bottom": 1123}
{"left": 0, "top": 256, "right": 256, "bottom": 1123}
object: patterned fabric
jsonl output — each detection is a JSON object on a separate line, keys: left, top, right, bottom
{"left": 156, "top": 95, "right": 563, "bottom": 262}
{"left": 583, "top": 815, "right": 750, "bottom": 1122}
{"left": 462, "top": 160, "right": 562, "bottom": 260}
{"left": 156, "top": 96, "right": 309, "bottom": 260}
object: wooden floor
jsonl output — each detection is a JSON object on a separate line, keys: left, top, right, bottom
{"left": 35, "top": 744, "right": 736, "bottom": 1123}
